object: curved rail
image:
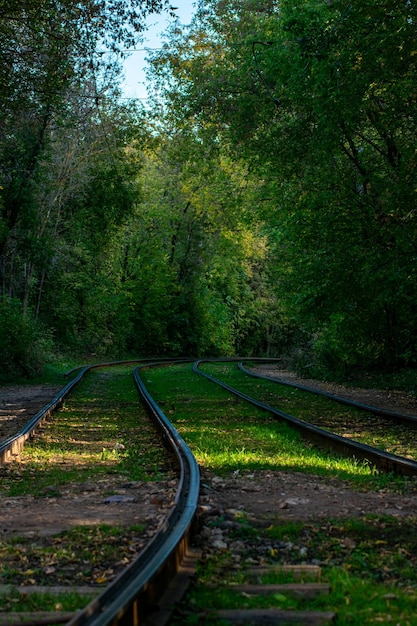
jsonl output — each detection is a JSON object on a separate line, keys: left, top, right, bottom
{"left": 66, "top": 363, "right": 200, "bottom": 626}
{"left": 1, "top": 360, "right": 159, "bottom": 465}
{"left": 193, "top": 360, "right": 417, "bottom": 477}
{"left": 63, "top": 357, "right": 197, "bottom": 378}
{"left": 238, "top": 362, "right": 417, "bottom": 426}
{"left": 0, "top": 365, "right": 90, "bottom": 466}
{"left": 5, "top": 356, "right": 417, "bottom": 623}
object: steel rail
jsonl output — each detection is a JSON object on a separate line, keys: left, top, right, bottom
{"left": 238, "top": 361, "right": 417, "bottom": 426}
{"left": 63, "top": 357, "right": 197, "bottom": 378}
{"left": 193, "top": 359, "right": 417, "bottom": 477}
{"left": 66, "top": 363, "right": 200, "bottom": 626}
{"left": 0, "top": 365, "right": 90, "bottom": 466}
{"left": 6, "top": 356, "right": 415, "bottom": 622}
{"left": 1, "top": 359, "right": 200, "bottom": 625}
{"left": 0, "top": 359, "right": 145, "bottom": 464}
{"left": 0, "top": 359, "right": 160, "bottom": 464}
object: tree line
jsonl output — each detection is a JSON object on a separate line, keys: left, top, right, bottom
{"left": 1, "top": 0, "right": 416, "bottom": 381}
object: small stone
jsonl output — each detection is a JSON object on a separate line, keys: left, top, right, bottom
{"left": 104, "top": 495, "right": 136, "bottom": 504}
{"left": 212, "top": 539, "right": 228, "bottom": 550}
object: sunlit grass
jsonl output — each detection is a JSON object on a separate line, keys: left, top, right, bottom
{"left": 199, "top": 362, "right": 417, "bottom": 459}
{"left": 1, "top": 366, "right": 174, "bottom": 496}
{"left": 143, "top": 363, "right": 400, "bottom": 488}
{"left": 187, "top": 416, "right": 373, "bottom": 472}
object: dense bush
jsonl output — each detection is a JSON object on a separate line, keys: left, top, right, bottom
{"left": 0, "top": 297, "right": 50, "bottom": 381}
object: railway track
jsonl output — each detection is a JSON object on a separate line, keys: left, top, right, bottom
{"left": 0, "top": 366, "right": 90, "bottom": 467}
{"left": 194, "top": 360, "right": 417, "bottom": 476}
{"left": 0, "top": 362, "right": 200, "bottom": 626}
{"left": 239, "top": 362, "right": 417, "bottom": 425}
{"left": 1, "top": 358, "right": 417, "bottom": 625}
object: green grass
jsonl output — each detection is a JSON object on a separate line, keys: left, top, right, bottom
{"left": 141, "top": 362, "right": 417, "bottom": 625}
{"left": 198, "top": 362, "right": 417, "bottom": 459}
{"left": 0, "top": 589, "right": 89, "bottom": 613}
{"left": 0, "top": 524, "right": 146, "bottom": 587}
{"left": 203, "top": 362, "right": 417, "bottom": 473}
{"left": 1, "top": 366, "right": 173, "bottom": 497}
{"left": 170, "top": 515, "right": 417, "bottom": 625}
{"left": 3, "top": 360, "right": 417, "bottom": 623}
{"left": 143, "top": 362, "right": 408, "bottom": 489}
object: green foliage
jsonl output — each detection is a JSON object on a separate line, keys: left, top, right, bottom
{"left": 146, "top": 0, "right": 417, "bottom": 375}
{"left": 0, "top": 1, "right": 169, "bottom": 360}
{"left": 3, "top": 0, "right": 417, "bottom": 372}
{"left": 105, "top": 132, "right": 278, "bottom": 357}
{"left": 36, "top": 107, "right": 144, "bottom": 356}
{"left": 0, "top": 296, "right": 50, "bottom": 381}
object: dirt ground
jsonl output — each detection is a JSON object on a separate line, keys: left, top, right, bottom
{"left": 199, "top": 467, "right": 417, "bottom": 525}
{"left": 0, "top": 385, "right": 62, "bottom": 441}
{"left": 1, "top": 369, "right": 417, "bottom": 541}
{"left": 0, "top": 473, "right": 178, "bottom": 538}
{"left": 0, "top": 384, "right": 178, "bottom": 539}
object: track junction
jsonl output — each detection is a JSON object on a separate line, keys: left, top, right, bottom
{"left": 1, "top": 359, "right": 417, "bottom": 625}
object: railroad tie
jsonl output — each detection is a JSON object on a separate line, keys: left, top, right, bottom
{"left": 204, "top": 564, "right": 336, "bottom": 625}
{"left": 215, "top": 608, "right": 336, "bottom": 625}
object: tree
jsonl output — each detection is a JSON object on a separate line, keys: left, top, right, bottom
{"left": 146, "top": 0, "right": 417, "bottom": 373}
{"left": 0, "top": 0, "right": 171, "bottom": 375}
{"left": 37, "top": 101, "right": 146, "bottom": 355}
{"left": 0, "top": 0, "right": 170, "bottom": 291}
{"left": 107, "top": 127, "right": 277, "bottom": 356}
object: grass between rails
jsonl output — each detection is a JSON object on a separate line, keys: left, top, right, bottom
{"left": 202, "top": 361, "right": 417, "bottom": 461}
{"left": 144, "top": 362, "right": 393, "bottom": 486}
{"left": 0, "top": 365, "right": 176, "bottom": 614}
{"left": 142, "top": 362, "right": 417, "bottom": 625}
{"left": 2, "top": 360, "right": 417, "bottom": 623}
{"left": 1, "top": 366, "right": 172, "bottom": 497}
{"left": 176, "top": 515, "right": 417, "bottom": 626}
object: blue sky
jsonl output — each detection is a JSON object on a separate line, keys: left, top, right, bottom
{"left": 121, "top": 1, "right": 196, "bottom": 100}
